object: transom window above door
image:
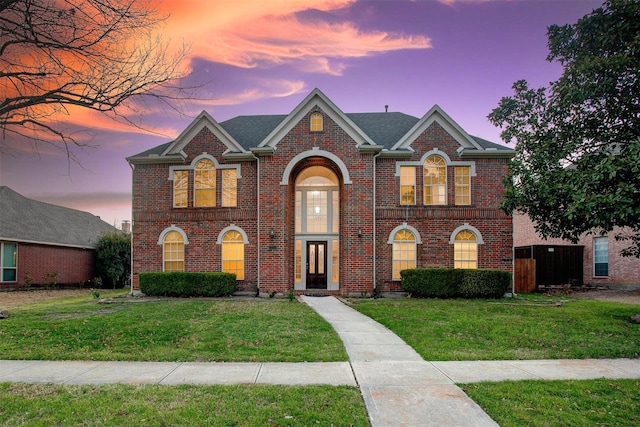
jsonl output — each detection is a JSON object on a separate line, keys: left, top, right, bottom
{"left": 295, "top": 166, "right": 339, "bottom": 234}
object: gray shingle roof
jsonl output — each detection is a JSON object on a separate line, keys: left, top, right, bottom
{"left": 0, "top": 187, "right": 119, "bottom": 249}
{"left": 129, "top": 110, "right": 512, "bottom": 158}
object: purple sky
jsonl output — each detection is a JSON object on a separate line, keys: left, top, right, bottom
{"left": 0, "top": 0, "right": 603, "bottom": 227}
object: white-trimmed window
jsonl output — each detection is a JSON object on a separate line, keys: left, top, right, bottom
{"left": 173, "top": 170, "right": 188, "bottom": 208}
{"left": 424, "top": 155, "right": 446, "bottom": 205}
{"left": 1, "top": 242, "right": 17, "bottom": 282}
{"left": 195, "top": 159, "right": 216, "bottom": 207}
{"left": 455, "top": 166, "right": 471, "bottom": 205}
{"left": 400, "top": 166, "right": 416, "bottom": 205}
{"left": 222, "top": 169, "right": 237, "bottom": 207}
{"left": 310, "top": 112, "right": 323, "bottom": 132}
{"left": 163, "top": 231, "right": 185, "bottom": 272}
{"left": 222, "top": 230, "right": 244, "bottom": 280}
{"left": 594, "top": 237, "right": 608, "bottom": 277}
{"left": 392, "top": 229, "right": 416, "bottom": 280}
{"left": 454, "top": 230, "right": 477, "bottom": 269}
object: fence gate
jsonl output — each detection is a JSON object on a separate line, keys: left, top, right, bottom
{"left": 514, "top": 259, "right": 536, "bottom": 293}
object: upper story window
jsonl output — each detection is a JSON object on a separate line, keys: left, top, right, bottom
{"left": 195, "top": 159, "right": 216, "bottom": 207}
{"left": 455, "top": 166, "right": 471, "bottom": 205}
{"left": 222, "top": 169, "right": 237, "bottom": 207}
{"left": 173, "top": 170, "right": 188, "bottom": 208}
{"left": 424, "top": 155, "right": 446, "bottom": 205}
{"left": 163, "top": 231, "right": 185, "bottom": 272}
{"left": 594, "top": 237, "right": 608, "bottom": 277}
{"left": 310, "top": 112, "right": 323, "bottom": 132}
{"left": 400, "top": 166, "right": 416, "bottom": 205}
{"left": 453, "top": 230, "right": 477, "bottom": 269}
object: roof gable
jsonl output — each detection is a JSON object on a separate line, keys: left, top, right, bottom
{"left": 256, "top": 88, "right": 377, "bottom": 150}
{"left": 392, "top": 105, "right": 483, "bottom": 151}
{"left": 0, "top": 187, "right": 119, "bottom": 249}
{"left": 163, "top": 110, "right": 246, "bottom": 156}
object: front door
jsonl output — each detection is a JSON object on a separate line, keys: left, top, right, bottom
{"left": 306, "top": 241, "right": 327, "bottom": 289}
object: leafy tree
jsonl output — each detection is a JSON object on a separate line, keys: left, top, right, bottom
{"left": 489, "top": 0, "right": 640, "bottom": 257}
{"left": 0, "top": 0, "right": 188, "bottom": 156}
{"left": 95, "top": 231, "right": 131, "bottom": 288}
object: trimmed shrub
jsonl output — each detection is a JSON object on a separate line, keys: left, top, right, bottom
{"left": 400, "top": 268, "right": 463, "bottom": 298}
{"left": 401, "top": 268, "right": 511, "bottom": 299}
{"left": 139, "top": 272, "right": 237, "bottom": 297}
{"left": 458, "top": 269, "right": 512, "bottom": 298}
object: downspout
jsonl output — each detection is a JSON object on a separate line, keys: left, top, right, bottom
{"left": 251, "top": 152, "right": 261, "bottom": 297}
{"left": 128, "top": 161, "right": 135, "bottom": 295}
{"left": 372, "top": 150, "right": 382, "bottom": 295}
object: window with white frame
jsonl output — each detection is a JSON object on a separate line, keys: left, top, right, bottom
{"left": 163, "top": 231, "right": 185, "bottom": 272}
{"left": 594, "top": 237, "right": 608, "bottom": 277}
{"left": 173, "top": 170, "right": 188, "bottom": 208}
{"left": 1, "top": 242, "right": 17, "bottom": 282}
{"left": 222, "top": 169, "right": 237, "bottom": 207}
{"left": 454, "top": 166, "right": 471, "bottom": 205}
{"left": 195, "top": 159, "right": 216, "bottom": 207}
{"left": 454, "top": 230, "right": 477, "bottom": 269}
{"left": 392, "top": 229, "right": 416, "bottom": 280}
{"left": 400, "top": 166, "right": 416, "bottom": 205}
{"left": 222, "top": 230, "right": 244, "bottom": 280}
{"left": 424, "top": 155, "right": 446, "bottom": 205}
{"left": 310, "top": 112, "right": 323, "bottom": 132}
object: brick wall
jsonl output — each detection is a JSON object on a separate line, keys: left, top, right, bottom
{"left": 514, "top": 213, "right": 640, "bottom": 288}
{"left": 1, "top": 242, "right": 95, "bottom": 289}
{"left": 131, "top": 109, "right": 513, "bottom": 296}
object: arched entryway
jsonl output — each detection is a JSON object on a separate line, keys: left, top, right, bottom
{"left": 293, "top": 165, "right": 340, "bottom": 291}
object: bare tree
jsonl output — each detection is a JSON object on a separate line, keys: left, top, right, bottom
{"left": 0, "top": 0, "right": 188, "bottom": 156}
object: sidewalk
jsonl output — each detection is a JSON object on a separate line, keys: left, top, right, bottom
{"left": 1, "top": 295, "right": 639, "bottom": 427}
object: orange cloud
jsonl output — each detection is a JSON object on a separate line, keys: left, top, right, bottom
{"left": 158, "top": 0, "right": 430, "bottom": 75}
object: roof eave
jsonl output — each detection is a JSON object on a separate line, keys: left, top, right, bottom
{"left": 126, "top": 153, "right": 186, "bottom": 165}
{"left": 459, "top": 149, "right": 516, "bottom": 159}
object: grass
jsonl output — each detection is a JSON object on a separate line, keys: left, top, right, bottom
{"left": 350, "top": 295, "right": 640, "bottom": 360}
{"left": 462, "top": 379, "right": 640, "bottom": 427}
{"left": 0, "top": 295, "right": 348, "bottom": 362}
{"left": 0, "top": 383, "right": 368, "bottom": 427}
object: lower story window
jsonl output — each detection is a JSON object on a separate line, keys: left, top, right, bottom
{"left": 454, "top": 230, "right": 477, "bottom": 269}
{"left": 594, "top": 237, "right": 608, "bottom": 277}
{"left": 163, "top": 231, "right": 185, "bottom": 272}
{"left": 1, "top": 243, "right": 17, "bottom": 282}
{"left": 392, "top": 230, "right": 416, "bottom": 280}
{"left": 222, "top": 230, "right": 244, "bottom": 280}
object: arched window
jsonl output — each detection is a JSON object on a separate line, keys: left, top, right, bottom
{"left": 222, "top": 230, "right": 244, "bottom": 280}
{"left": 163, "top": 231, "right": 185, "bottom": 272}
{"left": 424, "top": 155, "right": 446, "bottom": 205}
{"left": 195, "top": 159, "right": 216, "bottom": 207}
{"left": 310, "top": 112, "right": 323, "bottom": 132}
{"left": 392, "top": 229, "right": 416, "bottom": 280}
{"left": 454, "top": 230, "right": 477, "bottom": 269}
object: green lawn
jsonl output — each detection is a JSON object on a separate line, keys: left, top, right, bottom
{"left": 0, "top": 295, "right": 348, "bottom": 362}
{"left": 350, "top": 296, "right": 640, "bottom": 360}
{"left": 2, "top": 292, "right": 639, "bottom": 426}
{"left": 0, "top": 383, "right": 368, "bottom": 427}
{"left": 462, "top": 379, "right": 640, "bottom": 427}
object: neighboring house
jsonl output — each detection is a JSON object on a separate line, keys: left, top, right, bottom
{"left": 514, "top": 212, "right": 640, "bottom": 290}
{"left": 127, "top": 89, "right": 514, "bottom": 296}
{"left": 0, "top": 186, "right": 119, "bottom": 289}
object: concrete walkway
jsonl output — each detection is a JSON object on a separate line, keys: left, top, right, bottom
{"left": 1, "top": 295, "right": 639, "bottom": 426}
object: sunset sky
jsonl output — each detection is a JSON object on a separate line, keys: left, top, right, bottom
{"left": 0, "top": 0, "right": 603, "bottom": 227}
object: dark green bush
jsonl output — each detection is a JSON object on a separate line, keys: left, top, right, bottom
{"left": 139, "top": 272, "right": 237, "bottom": 297}
{"left": 458, "top": 269, "right": 512, "bottom": 298}
{"left": 400, "top": 268, "right": 511, "bottom": 299}
{"left": 400, "top": 268, "right": 462, "bottom": 298}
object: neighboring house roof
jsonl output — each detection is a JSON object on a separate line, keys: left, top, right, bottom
{"left": 0, "top": 186, "right": 119, "bottom": 249}
{"left": 127, "top": 88, "right": 514, "bottom": 162}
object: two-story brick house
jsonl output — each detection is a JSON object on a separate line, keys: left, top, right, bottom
{"left": 127, "top": 89, "right": 514, "bottom": 296}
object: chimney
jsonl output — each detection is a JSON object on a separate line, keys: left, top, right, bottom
{"left": 385, "top": 105, "right": 389, "bottom": 113}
